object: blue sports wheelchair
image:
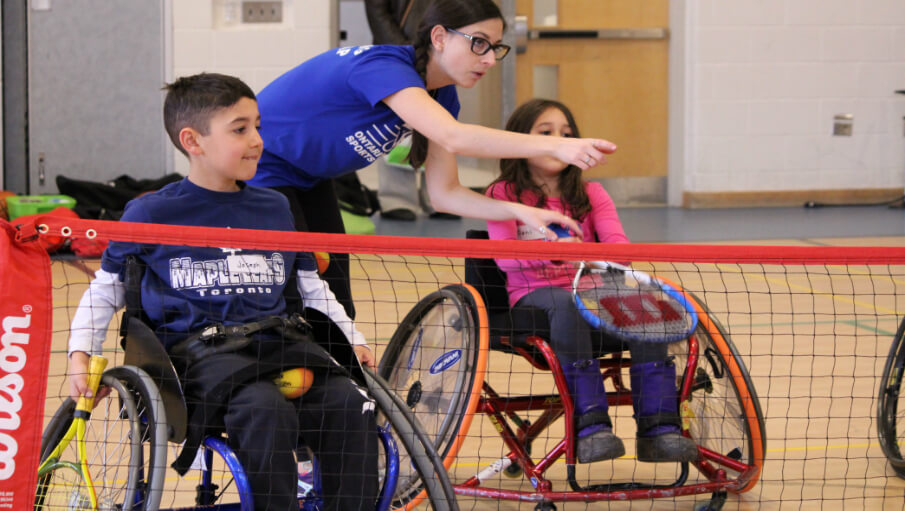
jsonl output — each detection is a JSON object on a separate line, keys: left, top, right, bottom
{"left": 35, "top": 258, "right": 457, "bottom": 511}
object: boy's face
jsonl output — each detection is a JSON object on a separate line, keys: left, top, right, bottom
{"left": 191, "top": 97, "right": 262, "bottom": 190}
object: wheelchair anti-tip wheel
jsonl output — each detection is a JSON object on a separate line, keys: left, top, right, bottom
{"left": 878, "top": 317, "right": 905, "bottom": 479}
{"left": 35, "top": 365, "right": 168, "bottom": 511}
{"left": 668, "top": 292, "right": 766, "bottom": 493}
{"left": 378, "top": 284, "right": 488, "bottom": 508}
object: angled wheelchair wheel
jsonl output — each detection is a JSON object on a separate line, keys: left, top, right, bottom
{"left": 668, "top": 292, "right": 766, "bottom": 493}
{"left": 378, "top": 283, "right": 488, "bottom": 508}
{"left": 878, "top": 317, "right": 905, "bottom": 478}
{"left": 366, "top": 368, "right": 458, "bottom": 511}
{"left": 35, "top": 365, "right": 168, "bottom": 511}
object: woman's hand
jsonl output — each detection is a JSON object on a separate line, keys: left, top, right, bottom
{"left": 553, "top": 137, "right": 618, "bottom": 170}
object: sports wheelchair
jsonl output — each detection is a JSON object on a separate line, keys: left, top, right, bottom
{"left": 36, "top": 266, "right": 457, "bottom": 510}
{"left": 378, "top": 231, "right": 766, "bottom": 510}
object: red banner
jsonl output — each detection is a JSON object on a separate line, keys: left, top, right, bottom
{"left": 0, "top": 220, "right": 53, "bottom": 507}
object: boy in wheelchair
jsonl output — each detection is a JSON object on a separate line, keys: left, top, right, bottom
{"left": 484, "top": 99, "right": 698, "bottom": 464}
{"left": 66, "top": 73, "right": 378, "bottom": 511}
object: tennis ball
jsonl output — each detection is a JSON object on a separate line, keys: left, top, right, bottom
{"left": 314, "top": 252, "right": 330, "bottom": 274}
{"left": 274, "top": 368, "right": 314, "bottom": 399}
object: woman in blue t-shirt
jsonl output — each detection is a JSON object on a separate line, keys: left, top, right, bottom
{"left": 250, "top": 0, "right": 617, "bottom": 317}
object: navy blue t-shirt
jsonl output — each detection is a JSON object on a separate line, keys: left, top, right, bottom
{"left": 249, "top": 45, "right": 460, "bottom": 190}
{"left": 101, "top": 178, "right": 316, "bottom": 347}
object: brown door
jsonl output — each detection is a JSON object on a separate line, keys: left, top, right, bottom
{"left": 515, "top": 0, "right": 669, "bottom": 180}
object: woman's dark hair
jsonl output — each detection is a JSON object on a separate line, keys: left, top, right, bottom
{"left": 488, "top": 98, "right": 592, "bottom": 220}
{"left": 407, "top": 0, "right": 505, "bottom": 169}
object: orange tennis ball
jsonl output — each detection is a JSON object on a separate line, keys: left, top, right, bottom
{"left": 274, "top": 368, "right": 314, "bottom": 399}
{"left": 314, "top": 252, "right": 330, "bottom": 274}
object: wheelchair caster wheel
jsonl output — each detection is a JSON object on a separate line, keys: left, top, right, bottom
{"left": 534, "top": 503, "right": 556, "bottom": 511}
{"left": 503, "top": 462, "right": 523, "bottom": 478}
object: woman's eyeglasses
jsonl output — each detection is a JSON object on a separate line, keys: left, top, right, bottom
{"left": 445, "top": 27, "right": 511, "bottom": 61}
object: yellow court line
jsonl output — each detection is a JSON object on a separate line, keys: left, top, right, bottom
{"left": 65, "top": 440, "right": 888, "bottom": 487}
{"left": 707, "top": 262, "right": 903, "bottom": 317}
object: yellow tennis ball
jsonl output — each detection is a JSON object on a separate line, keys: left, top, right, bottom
{"left": 314, "top": 252, "right": 330, "bottom": 274}
{"left": 274, "top": 368, "right": 314, "bottom": 399}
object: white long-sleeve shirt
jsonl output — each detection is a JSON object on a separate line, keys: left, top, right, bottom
{"left": 68, "top": 268, "right": 366, "bottom": 356}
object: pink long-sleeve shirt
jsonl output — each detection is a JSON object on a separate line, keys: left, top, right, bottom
{"left": 485, "top": 181, "right": 630, "bottom": 307}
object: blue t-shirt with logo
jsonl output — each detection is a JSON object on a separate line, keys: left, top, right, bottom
{"left": 249, "top": 44, "right": 460, "bottom": 190}
{"left": 101, "top": 178, "right": 316, "bottom": 347}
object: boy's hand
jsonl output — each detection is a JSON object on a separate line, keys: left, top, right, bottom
{"left": 68, "top": 351, "right": 110, "bottom": 403}
{"left": 353, "top": 345, "right": 376, "bottom": 370}
{"left": 68, "top": 351, "right": 91, "bottom": 401}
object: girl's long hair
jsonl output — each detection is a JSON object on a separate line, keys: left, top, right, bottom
{"left": 489, "top": 99, "right": 592, "bottom": 220}
{"left": 407, "top": 0, "right": 505, "bottom": 169}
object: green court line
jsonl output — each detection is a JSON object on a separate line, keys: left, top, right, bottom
{"left": 726, "top": 318, "right": 899, "bottom": 337}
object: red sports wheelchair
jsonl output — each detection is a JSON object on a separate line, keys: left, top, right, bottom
{"left": 377, "top": 230, "right": 765, "bottom": 510}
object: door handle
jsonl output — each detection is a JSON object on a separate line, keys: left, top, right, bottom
{"left": 38, "top": 153, "right": 46, "bottom": 186}
{"left": 515, "top": 18, "right": 668, "bottom": 55}
{"left": 527, "top": 27, "right": 668, "bottom": 40}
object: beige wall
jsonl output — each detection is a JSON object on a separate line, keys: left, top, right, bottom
{"left": 673, "top": 0, "right": 905, "bottom": 204}
{"left": 170, "top": 0, "right": 336, "bottom": 174}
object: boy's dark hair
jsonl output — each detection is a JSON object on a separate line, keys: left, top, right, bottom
{"left": 163, "top": 73, "right": 257, "bottom": 156}
{"left": 408, "top": 0, "right": 505, "bottom": 170}
{"left": 488, "top": 98, "right": 592, "bottom": 221}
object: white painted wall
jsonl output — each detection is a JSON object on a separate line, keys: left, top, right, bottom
{"left": 671, "top": 0, "right": 905, "bottom": 204}
{"left": 170, "top": 0, "right": 336, "bottom": 174}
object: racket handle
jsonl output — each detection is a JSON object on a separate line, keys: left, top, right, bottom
{"left": 546, "top": 223, "right": 572, "bottom": 238}
{"left": 75, "top": 355, "right": 108, "bottom": 413}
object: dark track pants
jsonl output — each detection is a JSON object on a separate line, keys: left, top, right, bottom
{"left": 222, "top": 372, "right": 378, "bottom": 511}
{"left": 515, "top": 286, "right": 668, "bottom": 366}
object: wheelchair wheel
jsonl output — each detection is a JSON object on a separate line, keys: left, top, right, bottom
{"left": 668, "top": 293, "right": 766, "bottom": 493}
{"left": 378, "top": 284, "right": 488, "bottom": 507}
{"left": 878, "top": 317, "right": 905, "bottom": 478}
{"left": 35, "top": 365, "right": 168, "bottom": 510}
{"left": 365, "top": 368, "right": 458, "bottom": 511}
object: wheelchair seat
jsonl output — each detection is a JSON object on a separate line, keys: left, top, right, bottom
{"left": 464, "top": 230, "right": 553, "bottom": 367}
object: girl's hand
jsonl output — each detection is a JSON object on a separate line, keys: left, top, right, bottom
{"left": 554, "top": 137, "right": 617, "bottom": 170}
{"left": 513, "top": 204, "right": 583, "bottom": 240}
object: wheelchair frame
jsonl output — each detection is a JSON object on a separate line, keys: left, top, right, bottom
{"left": 378, "top": 235, "right": 766, "bottom": 510}
{"left": 38, "top": 309, "right": 457, "bottom": 510}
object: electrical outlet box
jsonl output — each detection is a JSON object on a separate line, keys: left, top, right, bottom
{"left": 833, "top": 114, "right": 853, "bottom": 137}
{"left": 242, "top": 1, "right": 282, "bottom": 23}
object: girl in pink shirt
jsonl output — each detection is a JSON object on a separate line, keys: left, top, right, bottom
{"left": 485, "top": 99, "right": 696, "bottom": 464}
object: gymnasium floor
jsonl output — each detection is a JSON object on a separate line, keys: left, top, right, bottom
{"left": 370, "top": 199, "right": 905, "bottom": 510}
{"left": 39, "top": 199, "right": 905, "bottom": 510}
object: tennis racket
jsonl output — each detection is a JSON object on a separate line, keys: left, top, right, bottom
{"left": 36, "top": 355, "right": 109, "bottom": 510}
{"left": 572, "top": 261, "right": 698, "bottom": 343}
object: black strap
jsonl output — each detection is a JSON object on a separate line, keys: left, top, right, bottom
{"left": 170, "top": 314, "right": 318, "bottom": 474}
{"left": 119, "top": 256, "right": 146, "bottom": 339}
{"left": 169, "top": 315, "right": 310, "bottom": 363}
{"left": 636, "top": 412, "right": 682, "bottom": 435}
{"left": 575, "top": 410, "right": 613, "bottom": 431}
